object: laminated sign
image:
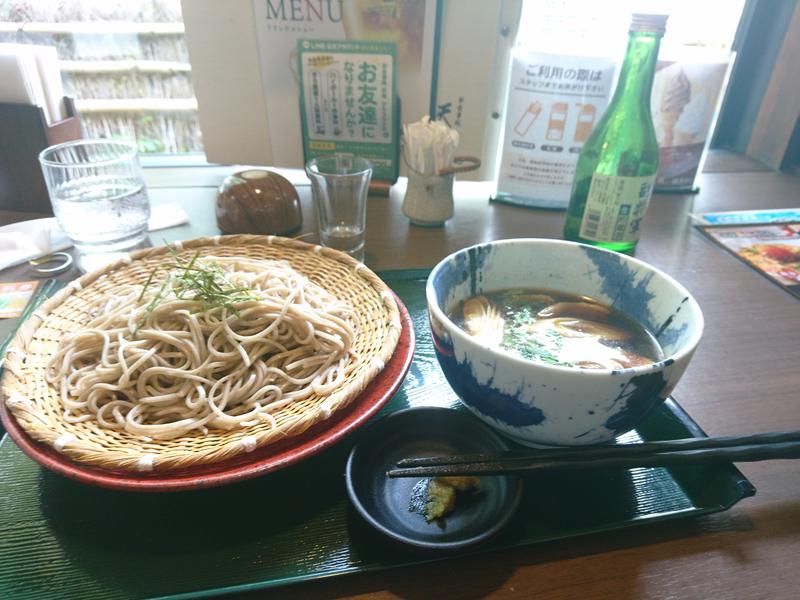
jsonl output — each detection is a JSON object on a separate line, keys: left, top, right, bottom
{"left": 251, "top": 0, "right": 435, "bottom": 169}
{"left": 298, "top": 39, "right": 399, "bottom": 182}
{"left": 651, "top": 53, "right": 733, "bottom": 192}
{"left": 495, "top": 50, "right": 615, "bottom": 209}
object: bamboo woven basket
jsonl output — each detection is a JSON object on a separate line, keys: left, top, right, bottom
{"left": 1, "top": 235, "right": 402, "bottom": 472}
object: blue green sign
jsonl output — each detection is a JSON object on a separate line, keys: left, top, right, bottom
{"left": 298, "top": 39, "right": 399, "bottom": 182}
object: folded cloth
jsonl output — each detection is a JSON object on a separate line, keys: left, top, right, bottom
{"left": 0, "top": 202, "right": 190, "bottom": 272}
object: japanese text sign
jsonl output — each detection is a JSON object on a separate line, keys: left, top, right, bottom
{"left": 495, "top": 50, "right": 615, "bottom": 209}
{"left": 298, "top": 39, "right": 399, "bottom": 181}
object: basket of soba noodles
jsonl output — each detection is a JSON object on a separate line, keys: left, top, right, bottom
{"left": 0, "top": 235, "right": 403, "bottom": 473}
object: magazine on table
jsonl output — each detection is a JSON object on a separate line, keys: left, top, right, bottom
{"left": 700, "top": 220, "right": 800, "bottom": 299}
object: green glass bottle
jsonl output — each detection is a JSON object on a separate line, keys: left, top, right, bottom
{"left": 563, "top": 14, "right": 667, "bottom": 253}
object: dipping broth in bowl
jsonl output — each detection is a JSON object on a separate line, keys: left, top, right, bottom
{"left": 426, "top": 239, "right": 704, "bottom": 447}
{"left": 449, "top": 288, "right": 663, "bottom": 370}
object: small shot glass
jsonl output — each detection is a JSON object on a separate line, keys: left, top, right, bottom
{"left": 305, "top": 154, "right": 372, "bottom": 262}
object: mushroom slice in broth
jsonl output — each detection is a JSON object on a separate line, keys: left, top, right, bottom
{"left": 553, "top": 318, "right": 630, "bottom": 342}
{"left": 537, "top": 301, "right": 612, "bottom": 322}
{"left": 461, "top": 296, "right": 504, "bottom": 346}
{"left": 452, "top": 288, "right": 662, "bottom": 369}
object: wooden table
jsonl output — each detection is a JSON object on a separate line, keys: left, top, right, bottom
{"left": 1, "top": 154, "right": 799, "bottom": 599}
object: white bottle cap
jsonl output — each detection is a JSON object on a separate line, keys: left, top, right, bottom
{"left": 630, "top": 13, "right": 669, "bottom": 35}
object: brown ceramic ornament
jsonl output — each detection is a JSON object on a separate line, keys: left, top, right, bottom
{"left": 216, "top": 169, "right": 302, "bottom": 235}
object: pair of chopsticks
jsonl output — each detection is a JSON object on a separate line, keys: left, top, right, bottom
{"left": 386, "top": 430, "right": 800, "bottom": 478}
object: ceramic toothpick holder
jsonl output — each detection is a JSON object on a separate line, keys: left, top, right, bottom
{"left": 402, "top": 156, "right": 480, "bottom": 227}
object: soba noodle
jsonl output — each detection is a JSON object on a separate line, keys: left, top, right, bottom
{"left": 45, "top": 256, "right": 358, "bottom": 440}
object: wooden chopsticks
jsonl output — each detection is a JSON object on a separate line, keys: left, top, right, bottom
{"left": 386, "top": 430, "right": 800, "bottom": 478}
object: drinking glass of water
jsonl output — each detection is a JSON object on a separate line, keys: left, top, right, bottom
{"left": 39, "top": 139, "right": 151, "bottom": 253}
{"left": 305, "top": 154, "right": 372, "bottom": 261}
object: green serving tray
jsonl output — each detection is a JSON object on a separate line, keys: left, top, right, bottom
{"left": 0, "top": 270, "right": 755, "bottom": 600}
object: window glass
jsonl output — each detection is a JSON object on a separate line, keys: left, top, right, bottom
{"left": 0, "top": 0, "right": 203, "bottom": 156}
{"left": 518, "top": 0, "right": 745, "bottom": 52}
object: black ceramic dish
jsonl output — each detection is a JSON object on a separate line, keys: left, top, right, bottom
{"left": 345, "top": 407, "right": 523, "bottom": 551}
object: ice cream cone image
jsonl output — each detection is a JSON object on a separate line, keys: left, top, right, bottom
{"left": 673, "top": 91, "right": 709, "bottom": 146}
{"left": 659, "top": 68, "right": 691, "bottom": 147}
{"left": 660, "top": 110, "right": 681, "bottom": 146}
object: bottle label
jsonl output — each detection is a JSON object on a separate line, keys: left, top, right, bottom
{"left": 578, "top": 173, "right": 655, "bottom": 243}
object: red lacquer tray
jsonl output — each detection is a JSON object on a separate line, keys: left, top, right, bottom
{"left": 0, "top": 294, "right": 414, "bottom": 492}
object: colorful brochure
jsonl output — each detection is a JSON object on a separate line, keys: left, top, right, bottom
{"left": 701, "top": 223, "right": 800, "bottom": 299}
{"left": 0, "top": 280, "right": 39, "bottom": 319}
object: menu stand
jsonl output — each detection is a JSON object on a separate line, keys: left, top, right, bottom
{"left": 0, "top": 97, "right": 81, "bottom": 213}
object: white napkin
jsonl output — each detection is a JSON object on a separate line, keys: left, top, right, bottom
{"left": 150, "top": 202, "right": 190, "bottom": 232}
{"left": 0, "top": 218, "right": 71, "bottom": 271}
{"left": 0, "top": 202, "right": 190, "bottom": 271}
{"left": 402, "top": 116, "right": 460, "bottom": 176}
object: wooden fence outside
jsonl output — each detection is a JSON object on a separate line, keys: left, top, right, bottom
{"left": 0, "top": 16, "right": 203, "bottom": 154}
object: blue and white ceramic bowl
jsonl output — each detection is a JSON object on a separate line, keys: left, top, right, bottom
{"left": 426, "top": 239, "right": 703, "bottom": 447}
